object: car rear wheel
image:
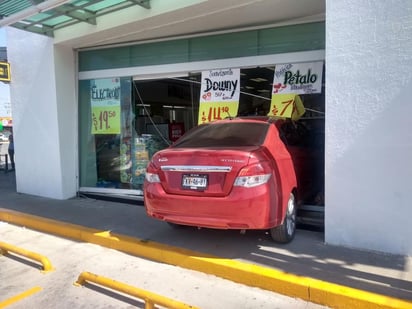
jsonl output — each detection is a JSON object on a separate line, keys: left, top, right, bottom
{"left": 269, "top": 192, "right": 297, "bottom": 243}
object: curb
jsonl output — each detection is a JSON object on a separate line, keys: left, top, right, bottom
{"left": 1, "top": 208, "right": 411, "bottom": 309}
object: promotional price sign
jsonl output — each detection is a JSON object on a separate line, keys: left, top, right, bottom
{"left": 272, "top": 62, "right": 323, "bottom": 95}
{"left": 0, "top": 62, "right": 11, "bottom": 82}
{"left": 198, "top": 68, "right": 240, "bottom": 124}
{"left": 268, "top": 93, "right": 305, "bottom": 120}
{"left": 199, "top": 102, "right": 240, "bottom": 124}
{"left": 91, "top": 78, "right": 121, "bottom": 134}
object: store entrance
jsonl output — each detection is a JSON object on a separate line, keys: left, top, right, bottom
{"left": 131, "top": 66, "right": 325, "bottom": 227}
{"left": 133, "top": 67, "right": 279, "bottom": 135}
{"left": 81, "top": 65, "right": 325, "bottom": 227}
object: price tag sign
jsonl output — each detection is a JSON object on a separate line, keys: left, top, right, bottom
{"left": 198, "top": 68, "right": 240, "bottom": 124}
{"left": 198, "top": 101, "right": 239, "bottom": 124}
{"left": 90, "top": 78, "right": 121, "bottom": 134}
{"left": 268, "top": 93, "right": 305, "bottom": 120}
{"left": 92, "top": 106, "right": 121, "bottom": 134}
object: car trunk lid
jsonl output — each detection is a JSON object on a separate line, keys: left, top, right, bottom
{"left": 153, "top": 147, "right": 260, "bottom": 197}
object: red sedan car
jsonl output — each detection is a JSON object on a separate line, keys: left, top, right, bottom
{"left": 144, "top": 117, "right": 322, "bottom": 243}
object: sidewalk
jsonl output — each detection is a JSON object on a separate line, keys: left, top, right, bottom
{"left": 1, "top": 171, "right": 412, "bottom": 308}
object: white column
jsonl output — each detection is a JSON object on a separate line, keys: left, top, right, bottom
{"left": 7, "top": 27, "right": 77, "bottom": 199}
{"left": 325, "top": 1, "right": 412, "bottom": 255}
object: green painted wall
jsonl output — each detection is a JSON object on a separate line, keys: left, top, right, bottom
{"left": 79, "top": 22, "right": 325, "bottom": 71}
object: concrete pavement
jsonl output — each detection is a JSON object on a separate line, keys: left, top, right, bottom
{"left": 0, "top": 171, "right": 412, "bottom": 308}
{"left": 1, "top": 221, "right": 325, "bottom": 309}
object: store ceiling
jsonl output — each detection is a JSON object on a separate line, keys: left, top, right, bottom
{"left": 0, "top": 0, "right": 150, "bottom": 37}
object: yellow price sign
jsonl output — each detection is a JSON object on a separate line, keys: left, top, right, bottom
{"left": 0, "top": 62, "right": 11, "bottom": 82}
{"left": 198, "top": 101, "right": 239, "bottom": 124}
{"left": 268, "top": 93, "right": 305, "bottom": 120}
{"left": 91, "top": 106, "right": 121, "bottom": 134}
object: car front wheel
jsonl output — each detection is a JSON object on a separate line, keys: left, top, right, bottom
{"left": 269, "top": 192, "right": 297, "bottom": 243}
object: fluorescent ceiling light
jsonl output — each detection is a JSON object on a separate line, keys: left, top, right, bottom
{"left": 163, "top": 105, "right": 187, "bottom": 109}
{"left": 250, "top": 78, "right": 268, "bottom": 82}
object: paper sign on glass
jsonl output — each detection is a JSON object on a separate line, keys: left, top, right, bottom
{"left": 91, "top": 106, "right": 121, "bottom": 134}
{"left": 91, "top": 78, "right": 121, "bottom": 134}
{"left": 272, "top": 62, "right": 323, "bottom": 95}
{"left": 198, "top": 102, "right": 239, "bottom": 124}
{"left": 198, "top": 68, "right": 240, "bottom": 124}
{"left": 268, "top": 93, "right": 305, "bottom": 120}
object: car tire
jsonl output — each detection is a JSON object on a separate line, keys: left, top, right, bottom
{"left": 269, "top": 192, "right": 297, "bottom": 243}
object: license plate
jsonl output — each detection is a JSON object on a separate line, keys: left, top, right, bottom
{"left": 182, "top": 174, "right": 208, "bottom": 190}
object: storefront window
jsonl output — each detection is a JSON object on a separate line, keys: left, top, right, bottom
{"left": 79, "top": 77, "right": 136, "bottom": 190}
{"left": 79, "top": 66, "right": 325, "bottom": 200}
{"left": 77, "top": 22, "right": 325, "bottom": 201}
{"left": 79, "top": 77, "right": 173, "bottom": 192}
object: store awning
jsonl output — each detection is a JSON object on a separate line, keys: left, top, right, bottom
{"left": 0, "top": 0, "right": 150, "bottom": 37}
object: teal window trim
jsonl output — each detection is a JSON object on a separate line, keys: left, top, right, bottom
{"left": 79, "top": 22, "right": 325, "bottom": 72}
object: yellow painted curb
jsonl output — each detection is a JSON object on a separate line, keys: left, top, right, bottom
{"left": 0, "top": 286, "right": 42, "bottom": 308}
{"left": 1, "top": 208, "right": 411, "bottom": 309}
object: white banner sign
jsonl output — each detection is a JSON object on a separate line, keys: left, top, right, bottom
{"left": 200, "top": 68, "right": 240, "bottom": 102}
{"left": 91, "top": 78, "right": 121, "bottom": 107}
{"left": 198, "top": 68, "right": 240, "bottom": 124}
{"left": 272, "top": 62, "right": 324, "bottom": 95}
{"left": 90, "top": 78, "right": 121, "bottom": 134}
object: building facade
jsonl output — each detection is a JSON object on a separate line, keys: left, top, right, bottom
{"left": 4, "top": 0, "right": 412, "bottom": 255}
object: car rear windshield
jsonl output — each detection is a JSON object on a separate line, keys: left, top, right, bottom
{"left": 172, "top": 122, "right": 269, "bottom": 148}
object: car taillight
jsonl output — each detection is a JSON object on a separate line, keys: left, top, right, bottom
{"left": 234, "top": 162, "right": 272, "bottom": 188}
{"left": 145, "top": 172, "right": 160, "bottom": 183}
{"left": 145, "top": 162, "right": 161, "bottom": 183}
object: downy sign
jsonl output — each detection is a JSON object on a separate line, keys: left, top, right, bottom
{"left": 198, "top": 68, "right": 240, "bottom": 124}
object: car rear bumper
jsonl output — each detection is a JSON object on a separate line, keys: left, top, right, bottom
{"left": 144, "top": 183, "right": 282, "bottom": 229}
